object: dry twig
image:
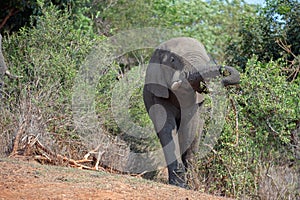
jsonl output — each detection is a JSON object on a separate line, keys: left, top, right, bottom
{"left": 12, "top": 133, "right": 107, "bottom": 171}
{"left": 0, "top": 8, "right": 20, "bottom": 29}
{"left": 276, "top": 38, "right": 300, "bottom": 82}
{"left": 9, "top": 121, "right": 27, "bottom": 157}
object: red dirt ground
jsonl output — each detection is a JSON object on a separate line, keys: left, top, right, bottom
{"left": 0, "top": 157, "right": 233, "bottom": 200}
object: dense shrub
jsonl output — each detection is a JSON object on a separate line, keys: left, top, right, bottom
{"left": 193, "top": 57, "right": 299, "bottom": 198}
{"left": 225, "top": 0, "right": 300, "bottom": 70}
{"left": 94, "top": 0, "right": 256, "bottom": 61}
{"left": 0, "top": 0, "right": 94, "bottom": 34}
{"left": 0, "top": 2, "right": 98, "bottom": 157}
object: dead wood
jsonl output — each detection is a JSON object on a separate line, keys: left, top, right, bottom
{"left": 11, "top": 133, "right": 107, "bottom": 171}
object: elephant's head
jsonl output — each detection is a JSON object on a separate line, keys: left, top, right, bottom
{"left": 145, "top": 37, "right": 240, "bottom": 98}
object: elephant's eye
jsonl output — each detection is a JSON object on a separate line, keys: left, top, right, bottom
{"left": 170, "top": 56, "right": 175, "bottom": 63}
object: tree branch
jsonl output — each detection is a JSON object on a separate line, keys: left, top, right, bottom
{"left": 0, "top": 8, "right": 19, "bottom": 30}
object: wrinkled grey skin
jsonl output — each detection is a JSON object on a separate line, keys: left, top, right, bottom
{"left": 143, "top": 37, "right": 240, "bottom": 188}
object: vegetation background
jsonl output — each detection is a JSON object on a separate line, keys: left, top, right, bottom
{"left": 0, "top": 0, "right": 299, "bottom": 199}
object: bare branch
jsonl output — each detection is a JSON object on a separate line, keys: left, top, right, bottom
{"left": 0, "top": 8, "right": 20, "bottom": 30}
{"left": 266, "top": 118, "right": 279, "bottom": 135}
{"left": 9, "top": 120, "right": 28, "bottom": 157}
{"left": 276, "top": 38, "right": 297, "bottom": 59}
{"left": 276, "top": 38, "right": 300, "bottom": 82}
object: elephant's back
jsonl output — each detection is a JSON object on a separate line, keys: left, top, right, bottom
{"left": 157, "top": 37, "right": 210, "bottom": 68}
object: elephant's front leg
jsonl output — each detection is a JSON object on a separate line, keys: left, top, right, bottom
{"left": 149, "top": 103, "right": 186, "bottom": 187}
{"left": 158, "top": 120, "right": 186, "bottom": 187}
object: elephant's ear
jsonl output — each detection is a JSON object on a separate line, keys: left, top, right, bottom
{"left": 145, "top": 62, "right": 169, "bottom": 98}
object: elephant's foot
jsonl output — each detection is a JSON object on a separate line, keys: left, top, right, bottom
{"left": 169, "top": 168, "right": 189, "bottom": 189}
{"left": 169, "top": 177, "right": 189, "bottom": 189}
{"left": 170, "top": 181, "right": 189, "bottom": 189}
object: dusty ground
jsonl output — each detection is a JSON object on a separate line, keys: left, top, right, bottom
{"left": 0, "top": 157, "right": 233, "bottom": 200}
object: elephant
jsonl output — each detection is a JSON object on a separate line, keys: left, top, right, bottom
{"left": 143, "top": 37, "right": 240, "bottom": 188}
{"left": 0, "top": 34, "right": 19, "bottom": 98}
{"left": 0, "top": 34, "right": 10, "bottom": 78}
{"left": 0, "top": 34, "right": 7, "bottom": 97}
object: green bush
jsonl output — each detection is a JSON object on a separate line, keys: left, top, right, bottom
{"left": 194, "top": 57, "right": 299, "bottom": 198}
{"left": 95, "top": 0, "right": 256, "bottom": 61}
{"left": 1, "top": 2, "right": 99, "bottom": 157}
{"left": 225, "top": 0, "right": 300, "bottom": 69}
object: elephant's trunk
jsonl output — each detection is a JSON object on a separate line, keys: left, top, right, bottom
{"left": 186, "top": 65, "right": 240, "bottom": 88}
{"left": 221, "top": 66, "right": 240, "bottom": 86}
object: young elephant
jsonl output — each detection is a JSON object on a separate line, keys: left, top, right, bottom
{"left": 0, "top": 34, "right": 7, "bottom": 98}
{"left": 0, "top": 34, "right": 17, "bottom": 98}
{"left": 0, "top": 34, "right": 7, "bottom": 77}
{"left": 143, "top": 37, "right": 240, "bottom": 187}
